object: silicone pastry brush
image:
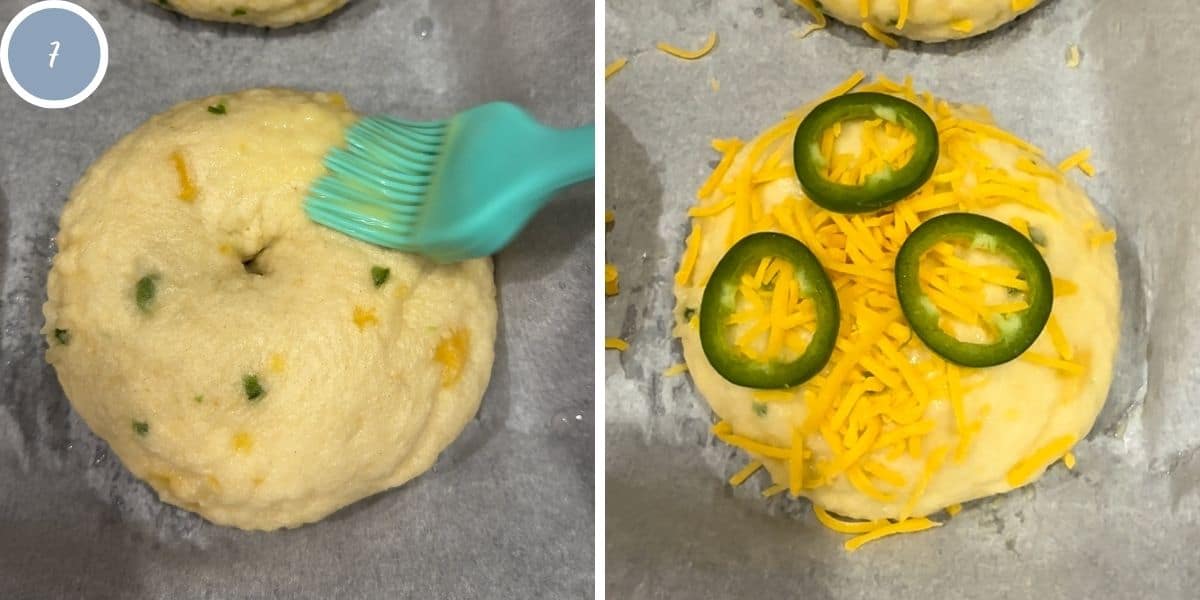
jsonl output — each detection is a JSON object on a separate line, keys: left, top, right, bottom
{"left": 304, "top": 102, "right": 595, "bottom": 262}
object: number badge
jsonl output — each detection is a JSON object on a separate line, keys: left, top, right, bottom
{"left": 2, "top": 1, "right": 108, "bottom": 109}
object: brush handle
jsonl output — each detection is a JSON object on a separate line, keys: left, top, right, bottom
{"left": 538, "top": 123, "right": 596, "bottom": 192}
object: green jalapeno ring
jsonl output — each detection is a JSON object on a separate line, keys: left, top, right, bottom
{"left": 894, "top": 213, "right": 1053, "bottom": 368}
{"left": 792, "top": 92, "right": 939, "bottom": 214}
{"left": 699, "top": 232, "right": 840, "bottom": 389}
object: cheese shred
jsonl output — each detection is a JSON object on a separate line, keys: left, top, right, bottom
{"left": 845, "top": 518, "right": 940, "bottom": 551}
{"left": 813, "top": 506, "right": 885, "bottom": 534}
{"left": 663, "top": 363, "right": 689, "bottom": 377}
{"left": 605, "top": 58, "right": 628, "bottom": 80}
{"left": 1006, "top": 435, "right": 1076, "bottom": 486}
{"left": 729, "top": 460, "right": 763, "bottom": 486}
{"left": 605, "top": 263, "right": 620, "bottom": 296}
{"left": 170, "top": 150, "right": 198, "bottom": 203}
{"left": 861, "top": 22, "right": 899, "bottom": 48}
{"left": 1066, "top": 44, "right": 1082, "bottom": 68}
{"left": 656, "top": 32, "right": 718, "bottom": 60}
{"left": 605, "top": 337, "right": 629, "bottom": 352}
{"left": 1057, "top": 147, "right": 1093, "bottom": 173}
{"left": 793, "top": 0, "right": 828, "bottom": 27}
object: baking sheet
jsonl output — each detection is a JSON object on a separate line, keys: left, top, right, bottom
{"left": 605, "top": 0, "right": 1198, "bottom": 597}
{"left": 0, "top": 1, "right": 594, "bottom": 597}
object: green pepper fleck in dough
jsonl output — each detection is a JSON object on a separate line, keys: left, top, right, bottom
{"left": 371, "top": 266, "right": 390, "bottom": 288}
{"left": 136, "top": 275, "right": 158, "bottom": 312}
{"left": 243, "top": 374, "right": 265, "bottom": 402}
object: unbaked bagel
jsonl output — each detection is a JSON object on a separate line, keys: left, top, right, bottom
{"left": 43, "top": 88, "right": 497, "bottom": 530}
{"left": 149, "top": 0, "right": 347, "bottom": 28}
{"left": 814, "top": 0, "right": 1042, "bottom": 42}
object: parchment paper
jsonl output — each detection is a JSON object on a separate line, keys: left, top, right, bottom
{"left": 0, "top": 1, "right": 594, "bottom": 598}
{"left": 605, "top": 0, "right": 1196, "bottom": 597}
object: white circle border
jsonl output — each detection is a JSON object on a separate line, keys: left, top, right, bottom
{"left": 1, "top": 0, "right": 109, "bottom": 109}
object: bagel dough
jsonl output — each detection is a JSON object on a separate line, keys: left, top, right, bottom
{"left": 150, "top": 0, "right": 347, "bottom": 28}
{"left": 44, "top": 89, "right": 497, "bottom": 530}
{"left": 816, "top": 0, "right": 1042, "bottom": 42}
{"left": 673, "top": 80, "right": 1118, "bottom": 521}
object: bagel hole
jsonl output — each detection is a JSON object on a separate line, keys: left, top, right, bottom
{"left": 242, "top": 248, "right": 267, "bottom": 276}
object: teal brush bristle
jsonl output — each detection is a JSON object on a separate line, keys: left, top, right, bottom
{"left": 306, "top": 101, "right": 595, "bottom": 262}
{"left": 305, "top": 116, "right": 448, "bottom": 248}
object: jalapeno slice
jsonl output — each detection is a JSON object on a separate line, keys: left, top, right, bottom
{"left": 894, "top": 213, "right": 1053, "bottom": 368}
{"left": 700, "top": 232, "right": 840, "bottom": 388}
{"left": 792, "top": 92, "right": 939, "bottom": 213}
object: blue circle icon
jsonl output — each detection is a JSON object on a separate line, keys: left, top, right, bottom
{"left": 2, "top": 1, "right": 107, "bottom": 109}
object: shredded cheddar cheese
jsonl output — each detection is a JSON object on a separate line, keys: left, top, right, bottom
{"left": 729, "top": 460, "right": 762, "bottom": 486}
{"left": 900, "top": 446, "right": 948, "bottom": 520}
{"left": 231, "top": 432, "right": 254, "bottom": 454}
{"left": 949, "top": 19, "right": 974, "bottom": 33}
{"left": 1045, "top": 315, "right": 1074, "bottom": 360}
{"left": 1066, "top": 44, "right": 1082, "bottom": 68}
{"left": 793, "top": 0, "right": 827, "bottom": 29}
{"left": 945, "top": 503, "right": 962, "bottom": 516}
{"left": 663, "top": 363, "right": 689, "bottom": 376}
{"left": 1006, "top": 434, "right": 1076, "bottom": 486}
{"left": 656, "top": 32, "right": 718, "bottom": 60}
{"left": 861, "top": 22, "right": 899, "bottom": 48}
{"left": 605, "top": 263, "right": 620, "bottom": 296}
{"left": 605, "top": 337, "right": 629, "bottom": 351}
{"left": 762, "top": 483, "right": 788, "bottom": 497}
{"left": 1089, "top": 229, "right": 1117, "bottom": 248}
{"left": 845, "top": 518, "right": 940, "bottom": 551}
{"left": 605, "top": 58, "right": 628, "bottom": 80}
{"left": 351, "top": 306, "right": 378, "bottom": 331}
{"left": 433, "top": 329, "right": 470, "bottom": 388}
{"left": 1063, "top": 451, "right": 1077, "bottom": 470}
{"left": 789, "top": 428, "right": 805, "bottom": 495}
{"left": 1021, "top": 351, "right": 1085, "bottom": 375}
{"left": 1057, "top": 147, "right": 1092, "bottom": 173}
{"left": 1054, "top": 277, "right": 1078, "bottom": 297}
{"left": 814, "top": 506, "right": 885, "bottom": 533}
{"left": 170, "top": 150, "right": 197, "bottom": 202}
{"left": 676, "top": 224, "right": 702, "bottom": 286}
{"left": 793, "top": 23, "right": 825, "bottom": 39}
